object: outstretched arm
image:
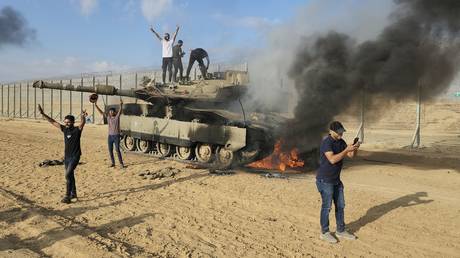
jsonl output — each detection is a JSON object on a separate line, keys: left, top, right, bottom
{"left": 173, "top": 25, "right": 180, "bottom": 43}
{"left": 38, "top": 104, "right": 61, "bottom": 129}
{"left": 116, "top": 98, "right": 123, "bottom": 117}
{"left": 149, "top": 26, "right": 162, "bottom": 41}
{"left": 94, "top": 102, "right": 105, "bottom": 116}
{"left": 205, "top": 55, "right": 210, "bottom": 69}
{"left": 79, "top": 110, "right": 88, "bottom": 131}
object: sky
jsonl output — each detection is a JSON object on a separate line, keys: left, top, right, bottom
{"left": 0, "top": 0, "right": 307, "bottom": 82}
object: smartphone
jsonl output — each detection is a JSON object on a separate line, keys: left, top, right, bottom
{"left": 353, "top": 137, "right": 359, "bottom": 145}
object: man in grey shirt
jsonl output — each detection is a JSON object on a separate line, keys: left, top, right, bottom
{"left": 95, "top": 99, "right": 125, "bottom": 169}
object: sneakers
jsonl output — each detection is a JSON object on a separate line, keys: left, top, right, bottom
{"left": 336, "top": 230, "right": 357, "bottom": 240}
{"left": 61, "top": 196, "right": 71, "bottom": 204}
{"left": 70, "top": 194, "right": 77, "bottom": 200}
{"left": 320, "top": 232, "right": 338, "bottom": 244}
{"left": 109, "top": 164, "right": 115, "bottom": 168}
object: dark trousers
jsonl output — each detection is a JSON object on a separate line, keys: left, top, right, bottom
{"left": 173, "top": 58, "right": 183, "bottom": 82}
{"left": 162, "top": 57, "right": 173, "bottom": 83}
{"left": 316, "top": 179, "right": 345, "bottom": 233}
{"left": 64, "top": 156, "right": 80, "bottom": 197}
{"left": 185, "top": 56, "right": 206, "bottom": 79}
{"left": 108, "top": 134, "right": 124, "bottom": 166}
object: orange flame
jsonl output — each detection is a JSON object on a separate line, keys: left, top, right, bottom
{"left": 248, "top": 139, "right": 304, "bottom": 171}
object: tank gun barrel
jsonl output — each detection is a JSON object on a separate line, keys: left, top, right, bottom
{"left": 32, "top": 80, "right": 137, "bottom": 98}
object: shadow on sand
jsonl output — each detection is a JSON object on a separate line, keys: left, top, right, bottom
{"left": 347, "top": 191, "right": 433, "bottom": 233}
{"left": 0, "top": 188, "right": 156, "bottom": 257}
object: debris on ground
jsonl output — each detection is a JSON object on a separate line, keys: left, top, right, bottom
{"left": 185, "top": 164, "right": 206, "bottom": 169}
{"left": 39, "top": 159, "right": 64, "bottom": 167}
{"left": 138, "top": 167, "right": 181, "bottom": 180}
{"left": 208, "top": 169, "right": 235, "bottom": 176}
{"left": 262, "top": 172, "right": 287, "bottom": 179}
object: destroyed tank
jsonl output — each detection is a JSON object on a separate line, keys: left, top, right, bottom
{"left": 33, "top": 71, "right": 280, "bottom": 169}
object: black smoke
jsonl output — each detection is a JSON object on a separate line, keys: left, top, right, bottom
{"left": 284, "top": 0, "right": 460, "bottom": 151}
{"left": 0, "top": 6, "right": 36, "bottom": 48}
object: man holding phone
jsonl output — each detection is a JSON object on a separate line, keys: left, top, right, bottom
{"left": 317, "top": 121, "right": 360, "bottom": 243}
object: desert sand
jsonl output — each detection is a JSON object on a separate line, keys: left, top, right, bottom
{"left": 0, "top": 115, "right": 459, "bottom": 257}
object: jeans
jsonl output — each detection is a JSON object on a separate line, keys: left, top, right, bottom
{"left": 316, "top": 179, "right": 345, "bottom": 233}
{"left": 162, "top": 57, "right": 173, "bottom": 83}
{"left": 108, "top": 134, "right": 124, "bottom": 166}
{"left": 173, "top": 58, "right": 183, "bottom": 82}
{"left": 186, "top": 56, "right": 206, "bottom": 79}
{"left": 64, "top": 156, "right": 80, "bottom": 197}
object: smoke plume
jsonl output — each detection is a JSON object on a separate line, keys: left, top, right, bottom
{"left": 0, "top": 6, "right": 36, "bottom": 48}
{"left": 284, "top": 0, "right": 460, "bottom": 151}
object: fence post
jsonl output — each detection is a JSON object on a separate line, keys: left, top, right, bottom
{"left": 19, "top": 82, "right": 22, "bottom": 118}
{"left": 50, "top": 81, "right": 53, "bottom": 119}
{"left": 410, "top": 82, "right": 422, "bottom": 148}
{"left": 41, "top": 83, "right": 44, "bottom": 116}
{"left": 69, "top": 79, "right": 72, "bottom": 115}
{"left": 26, "top": 82, "right": 29, "bottom": 118}
{"left": 13, "top": 83, "right": 16, "bottom": 118}
{"left": 7, "top": 85, "right": 10, "bottom": 117}
{"left": 356, "top": 87, "right": 365, "bottom": 143}
{"left": 34, "top": 83, "right": 36, "bottom": 119}
{"left": 119, "top": 74, "right": 123, "bottom": 103}
{"left": 80, "top": 77, "right": 83, "bottom": 115}
{"left": 135, "top": 73, "right": 138, "bottom": 104}
{"left": 92, "top": 76, "right": 95, "bottom": 123}
{"left": 105, "top": 75, "right": 108, "bottom": 105}
{"left": 1, "top": 84, "right": 3, "bottom": 116}
{"left": 60, "top": 80, "right": 63, "bottom": 121}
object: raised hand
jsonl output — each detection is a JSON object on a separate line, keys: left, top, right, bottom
{"left": 346, "top": 144, "right": 358, "bottom": 152}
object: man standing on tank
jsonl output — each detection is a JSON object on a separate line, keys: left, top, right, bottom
{"left": 38, "top": 104, "right": 87, "bottom": 204}
{"left": 95, "top": 98, "right": 125, "bottom": 169}
{"left": 150, "top": 25, "right": 180, "bottom": 84}
{"left": 185, "top": 48, "right": 209, "bottom": 81}
{"left": 317, "top": 121, "right": 360, "bottom": 243}
{"left": 172, "top": 39, "right": 185, "bottom": 82}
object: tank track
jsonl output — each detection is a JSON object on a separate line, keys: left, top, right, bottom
{"left": 120, "top": 135, "right": 274, "bottom": 170}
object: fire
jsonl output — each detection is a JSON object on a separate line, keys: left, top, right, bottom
{"left": 248, "top": 139, "right": 305, "bottom": 171}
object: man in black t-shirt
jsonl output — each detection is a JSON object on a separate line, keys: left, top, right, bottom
{"left": 316, "top": 121, "right": 360, "bottom": 243}
{"left": 185, "top": 48, "right": 209, "bottom": 81}
{"left": 38, "top": 104, "right": 87, "bottom": 204}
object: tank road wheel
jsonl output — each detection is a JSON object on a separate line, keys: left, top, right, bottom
{"left": 137, "top": 139, "right": 152, "bottom": 153}
{"left": 156, "top": 142, "right": 172, "bottom": 157}
{"left": 216, "top": 147, "right": 235, "bottom": 168}
{"left": 120, "top": 135, "right": 128, "bottom": 151}
{"left": 124, "top": 136, "right": 136, "bottom": 151}
{"left": 195, "top": 143, "right": 214, "bottom": 163}
{"left": 176, "top": 146, "right": 193, "bottom": 160}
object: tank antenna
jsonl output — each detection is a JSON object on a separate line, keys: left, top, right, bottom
{"left": 238, "top": 97, "right": 246, "bottom": 126}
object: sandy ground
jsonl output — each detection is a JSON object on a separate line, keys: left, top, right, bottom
{"left": 0, "top": 118, "right": 459, "bottom": 257}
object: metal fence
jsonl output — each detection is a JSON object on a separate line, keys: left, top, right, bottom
{"left": 1, "top": 62, "right": 459, "bottom": 149}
